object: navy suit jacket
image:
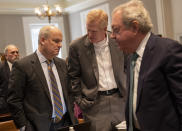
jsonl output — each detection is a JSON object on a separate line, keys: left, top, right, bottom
{"left": 126, "top": 34, "right": 182, "bottom": 131}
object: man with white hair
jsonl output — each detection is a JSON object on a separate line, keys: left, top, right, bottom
{"left": 0, "top": 44, "right": 19, "bottom": 114}
{"left": 111, "top": 0, "right": 182, "bottom": 131}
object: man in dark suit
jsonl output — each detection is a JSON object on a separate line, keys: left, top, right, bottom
{"left": 0, "top": 44, "right": 19, "bottom": 114}
{"left": 111, "top": 0, "right": 182, "bottom": 131}
{"left": 7, "top": 25, "right": 76, "bottom": 131}
{"left": 68, "top": 9, "right": 126, "bottom": 131}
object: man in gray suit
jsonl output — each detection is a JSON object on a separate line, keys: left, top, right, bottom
{"left": 68, "top": 9, "right": 126, "bottom": 131}
{"left": 7, "top": 25, "right": 76, "bottom": 131}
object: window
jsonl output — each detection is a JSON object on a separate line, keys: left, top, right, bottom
{"left": 23, "top": 16, "right": 67, "bottom": 58}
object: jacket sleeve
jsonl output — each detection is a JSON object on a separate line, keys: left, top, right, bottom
{"left": 165, "top": 41, "right": 182, "bottom": 130}
{"left": 0, "top": 65, "right": 7, "bottom": 112}
{"left": 7, "top": 61, "right": 27, "bottom": 128}
{"left": 67, "top": 45, "right": 82, "bottom": 105}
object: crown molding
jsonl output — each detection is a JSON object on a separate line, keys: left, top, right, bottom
{"left": 65, "top": 0, "right": 108, "bottom": 14}
{"left": 0, "top": 0, "right": 109, "bottom": 15}
{"left": 0, "top": 8, "right": 33, "bottom": 15}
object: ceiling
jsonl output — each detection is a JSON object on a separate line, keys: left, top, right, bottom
{"left": 0, "top": 0, "right": 87, "bottom": 14}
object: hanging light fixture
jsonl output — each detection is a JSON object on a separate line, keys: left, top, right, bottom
{"left": 35, "top": 2, "right": 63, "bottom": 23}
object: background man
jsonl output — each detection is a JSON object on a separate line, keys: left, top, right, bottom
{"left": 111, "top": 0, "right": 182, "bottom": 131}
{"left": 7, "top": 25, "right": 76, "bottom": 131}
{"left": 0, "top": 44, "right": 19, "bottom": 114}
{"left": 68, "top": 9, "right": 126, "bottom": 131}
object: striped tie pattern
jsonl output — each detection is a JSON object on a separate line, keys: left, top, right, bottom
{"left": 46, "top": 60, "right": 63, "bottom": 123}
{"left": 128, "top": 53, "right": 138, "bottom": 131}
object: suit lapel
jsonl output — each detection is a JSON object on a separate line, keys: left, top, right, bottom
{"left": 84, "top": 37, "right": 99, "bottom": 82}
{"left": 109, "top": 37, "right": 121, "bottom": 85}
{"left": 136, "top": 34, "right": 155, "bottom": 110}
{"left": 4, "top": 61, "right": 10, "bottom": 80}
{"left": 31, "top": 53, "right": 52, "bottom": 103}
{"left": 54, "top": 58, "right": 65, "bottom": 92}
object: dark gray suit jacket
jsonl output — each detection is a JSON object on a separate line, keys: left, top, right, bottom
{"left": 68, "top": 32, "right": 126, "bottom": 110}
{"left": 7, "top": 53, "right": 76, "bottom": 131}
{"left": 0, "top": 60, "right": 10, "bottom": 114}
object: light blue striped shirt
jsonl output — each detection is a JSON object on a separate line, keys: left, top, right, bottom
{"left": 36, "top": 50, "right": 67, "bottom": 118}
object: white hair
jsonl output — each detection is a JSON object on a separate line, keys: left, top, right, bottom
{"left": 112, "top": 0, "right": 153, "bottom": 34}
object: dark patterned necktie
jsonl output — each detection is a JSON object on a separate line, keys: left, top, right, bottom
{"left": 128, "top": 53, "right": 138, "bottom": 131}
{"left": 46, "top": 60, "right": 63, "bottom": 123}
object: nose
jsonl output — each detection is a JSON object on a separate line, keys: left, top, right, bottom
{"left": 58, "top": 42, "right": 62, "bottom": 48}
{"left": 111, "top": 32, "right": 116, "bottom": 39}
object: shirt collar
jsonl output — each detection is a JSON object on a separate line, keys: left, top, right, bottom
{"left": 36, "top": 49, "right": 53, "bottom": 64}
{"left": 136, "top": 32, "right": 151, "bottom": 58}
{"left": 93, "top": 34, "right": 108, "bottom": 48}
{"left": 7, "top": 61, "right": 12, "bottom": 71}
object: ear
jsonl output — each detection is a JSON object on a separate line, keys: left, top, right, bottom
{"left": 104, "top": 27, "right": 107, "bottom": 32}
{"left": 40, "top": 37, "right": 46, "bottom": 45}
{"left": 131, "top": 20, "right": 139, "bottom": 34}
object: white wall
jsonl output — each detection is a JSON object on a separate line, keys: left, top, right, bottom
{"left": 68, "top": 0, "right": 158, "bottom": 42}
{"left": 0, "top": 15, "right": 26, "bottom": 57}
{"left": 171, "top": 0, "right": 182, "bottom": 43}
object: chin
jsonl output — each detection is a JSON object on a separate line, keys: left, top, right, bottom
{"left": 89, "top": 39, "right": 96, "bottom": 43}
{"left": 55, "top": 53, "right": 59, "bottom": 56}
{"left": 119, "top": 47, "right": 131, "bottom": 54}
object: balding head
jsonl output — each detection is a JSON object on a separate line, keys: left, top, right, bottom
{"left": 38, "top": 25, "right": 63, "bottom": 60}
{"left": 4, "top": 44, "right": 19, "bottom": 63}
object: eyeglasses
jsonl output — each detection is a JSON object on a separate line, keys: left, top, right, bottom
{"left": 112, "top": 25, "right": 124, "bottom": 37}
{"left": 112, "top": 27, "right": 121, "bottom": 35}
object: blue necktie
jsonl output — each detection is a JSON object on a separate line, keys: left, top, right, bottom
{"left": 46, "top": 60, "right": 63, "bottom": 123}
{"left": 128, "top": 53, "right": 138, "bottom": 131}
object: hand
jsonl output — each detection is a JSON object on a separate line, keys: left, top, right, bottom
{"left": 20, "top": 126, "right": 26, "bottom": 131}
{"left": 79, "top": 98, "right": 94, "bottom": 110}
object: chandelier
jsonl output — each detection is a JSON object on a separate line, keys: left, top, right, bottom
{"left": 35, "top": 3, "right": 63, "bottom": 23}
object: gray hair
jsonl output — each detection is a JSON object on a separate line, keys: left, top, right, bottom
{"left": 112, "top": 0, "right": 153, "bottom": 34}
{"left": 38, "top": 25, "right": 56, "bottom": 44}
{"left": 86, "top": 9, "right": 108, "bottom": 29}
{"left": 4, "top": 44, "right": 18, "bottom": 54}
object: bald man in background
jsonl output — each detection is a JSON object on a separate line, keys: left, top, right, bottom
{"left": 0, "top": 44, "right": 19, "bottom": 114}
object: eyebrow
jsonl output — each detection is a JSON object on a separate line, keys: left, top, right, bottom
{"left": 10, "top": 51, "right": 19, "bottom": 53}
{"left": 52, "top": 39, "right": 62, "bottom": 43}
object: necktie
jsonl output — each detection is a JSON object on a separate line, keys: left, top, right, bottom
{"left": 46, "top": 60, "right": 63, "bottom": 123}
{"left": 128, "top": 53, "right": 138, "bottom": 131}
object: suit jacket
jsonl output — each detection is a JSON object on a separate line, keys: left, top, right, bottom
{"left": 126, "top": 34, "right": 182, "bottom": 131}
{"left": 7, "top": 53, "right": 76, "bottom": 131}
{"left": 68, "top": 32, "right": 126, "bottom": 110}
{"left": 0, "top": 60, "right": 10, "bottom": 113}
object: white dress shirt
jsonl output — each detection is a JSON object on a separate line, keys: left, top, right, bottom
{"left": 133, "top": 32, "right": 151, "bottom": 129}
{"left": 93, "top": 35, "right": 117, "bottom": 91}
{"left": 7, "top": 61, "right": 12, "bottom": 71}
